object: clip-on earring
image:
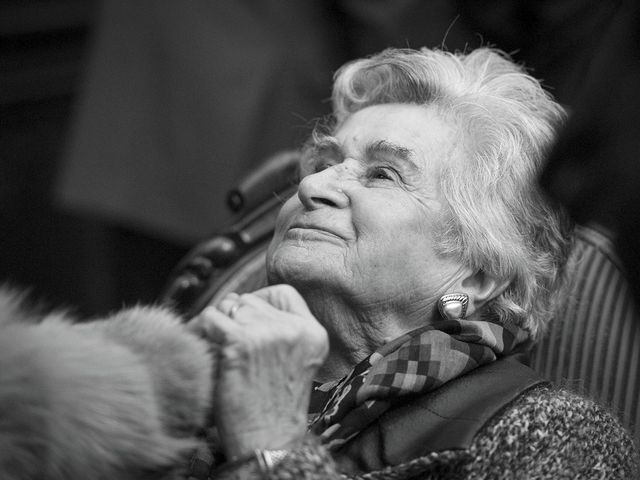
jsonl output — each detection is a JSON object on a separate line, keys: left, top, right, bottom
{"left": 437, "top": 293, "right": 469, "bottom": 321}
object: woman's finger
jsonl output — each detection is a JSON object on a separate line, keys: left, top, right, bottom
{"left": 189, "top": 305, "right": 239, "bottom": 344}
{"left": 217, "top": 293, "right": 241, "bottom": 318}
{"left": 232, "top": 292, "right": 268, "bottom": 311}
{"left": 250, "top": 285, "right": 312, "bottom": 315}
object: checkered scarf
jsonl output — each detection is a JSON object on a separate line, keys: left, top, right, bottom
{"left": 308, "top": 319, "right": 530, "bottom": 450}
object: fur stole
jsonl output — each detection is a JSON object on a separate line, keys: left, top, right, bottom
{"left": 0, "top": 289, "right": 214, "bottom": 480}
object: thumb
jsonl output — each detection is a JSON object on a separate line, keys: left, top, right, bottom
{"left": 250, "top": 285, "right": 312, "bottom": 315}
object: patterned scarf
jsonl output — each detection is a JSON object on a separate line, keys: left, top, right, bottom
{"left": 308, "top": 319, "right": 530, "bottom": 450}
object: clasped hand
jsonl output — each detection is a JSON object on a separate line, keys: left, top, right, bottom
{"left": 187, "top": 285, "right": 329, "bottom": 458}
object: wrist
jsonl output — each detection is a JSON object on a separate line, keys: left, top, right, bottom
{"left": 211, "top": 449, "right": 288, "bottom": 480}
{"left": 219, "top": 420, "right": 307, "bottom": 460}
{"left": 210, "top": 436, "right": 335, "bottom": 480}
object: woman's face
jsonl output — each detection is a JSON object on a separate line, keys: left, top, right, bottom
{"left": 267, "top": 103, "right": 467, "bottom": 333}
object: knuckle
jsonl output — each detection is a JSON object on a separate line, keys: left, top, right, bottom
{"left": 277, "top": 284, "right": 299, "bottom": 297}
{"left": 222, "top": 343, "right": 251, "bottom": 365}
{"left": 313, "top": 326, "right": 330, "bottom": 354}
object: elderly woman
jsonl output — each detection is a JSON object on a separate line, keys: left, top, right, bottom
{"left": 191, "top": 47, "right": 638, "bottom": 479}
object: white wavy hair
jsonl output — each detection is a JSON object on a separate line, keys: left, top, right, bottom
{"left": 329, "top": 47, "right": 572, "bottom": 339}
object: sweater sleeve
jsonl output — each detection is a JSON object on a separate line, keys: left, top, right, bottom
{"left": 467, "top": 386, "right": 640, "bottom": 479}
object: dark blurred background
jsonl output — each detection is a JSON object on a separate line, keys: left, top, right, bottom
{"left": 1, "top": 0, "right": 633, "bottom": 318}
{"left": 1, "top": 0, "right": 100, "bottom": 314}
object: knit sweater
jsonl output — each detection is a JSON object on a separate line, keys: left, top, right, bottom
{"left": 267, "top": 385, "right": 639, "bottom": 479}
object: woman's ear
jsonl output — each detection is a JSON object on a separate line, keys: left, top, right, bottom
{"left": 459, "top": 270, "right": 511, "bottom": 317}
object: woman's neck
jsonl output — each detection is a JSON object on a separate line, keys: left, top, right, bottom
{"left": 301, "top": 288, "right": 412, "bottom": 383}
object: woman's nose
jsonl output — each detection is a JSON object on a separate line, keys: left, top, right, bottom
{"left": 297, "top": 165, "right": 350, "bottom": 210}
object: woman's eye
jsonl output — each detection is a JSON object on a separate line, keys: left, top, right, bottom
{"left": 369, "top": 166, "right": 396, "bottom": 181}
{"left": 300, "top": 158, "right": 335, "bottom": 178}
{"left": 313, "top": 156, "right": 344, "bottom": 174}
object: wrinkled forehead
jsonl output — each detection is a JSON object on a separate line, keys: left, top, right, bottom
{"left": 329, "top": 103, "right": 462, "bottom": 171}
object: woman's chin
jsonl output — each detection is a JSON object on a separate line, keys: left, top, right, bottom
{"left": 266, "top": 244, "right": 342, "bottom": 290}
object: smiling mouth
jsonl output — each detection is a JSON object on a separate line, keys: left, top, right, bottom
{"left": 286, "top": 226, "right": 344, "bottom": 241}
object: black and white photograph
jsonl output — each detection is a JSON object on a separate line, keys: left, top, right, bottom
{"left": 1, "top": 1, "right": 639, "bottom": 478}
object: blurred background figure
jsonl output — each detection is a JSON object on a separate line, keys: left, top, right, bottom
{"left": 0, "top": 0, "right": 625, "bottom": 316}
